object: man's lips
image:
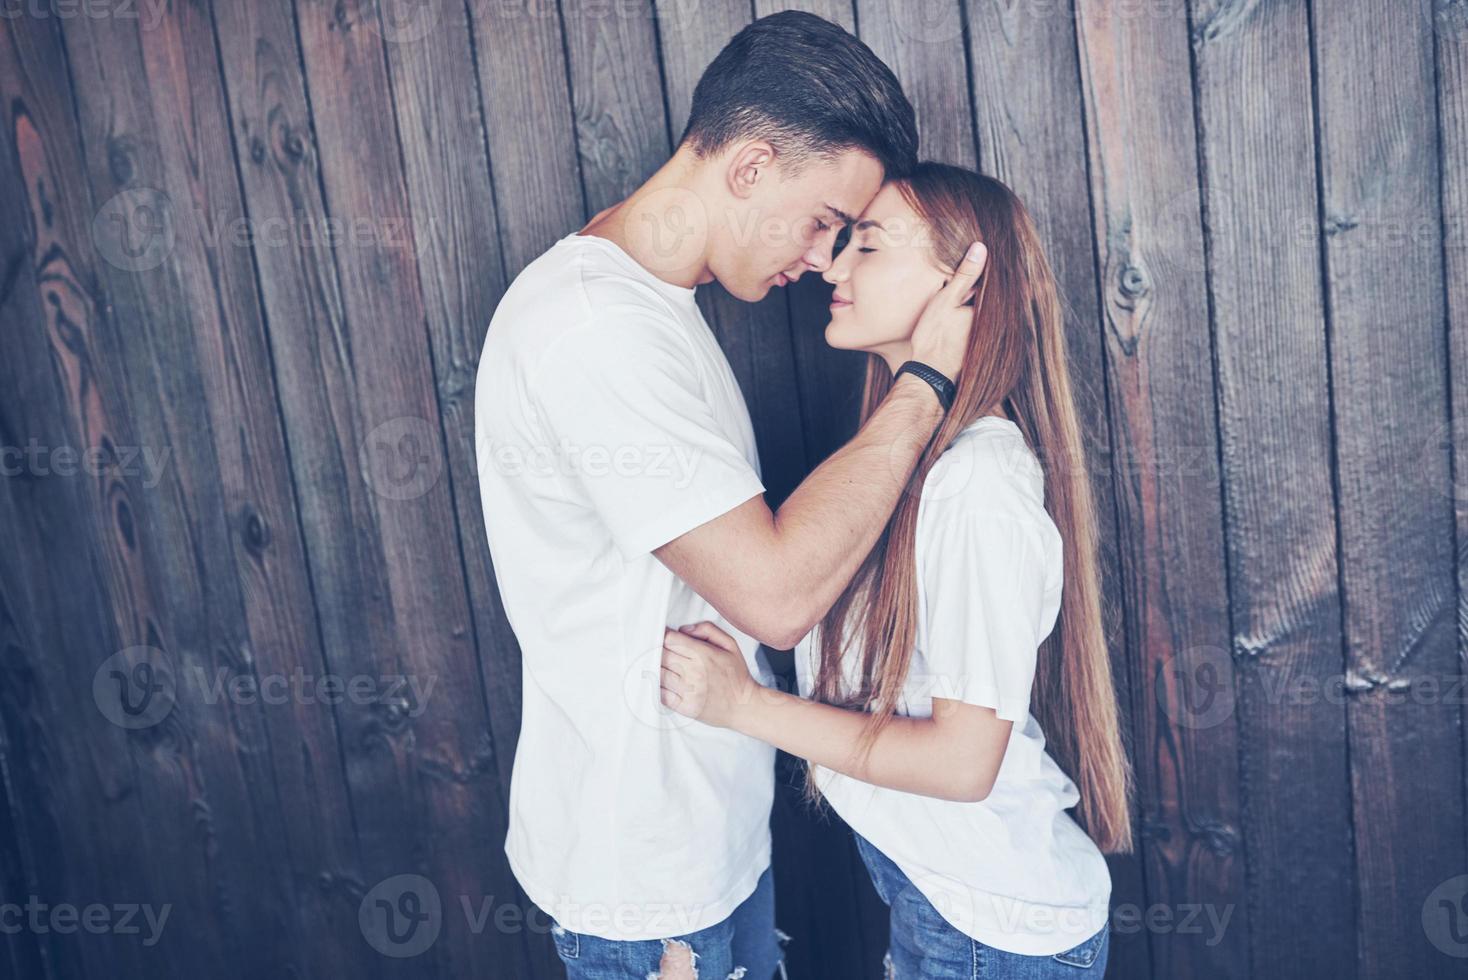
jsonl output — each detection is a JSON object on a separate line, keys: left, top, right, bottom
{"left": 773, "top": 272, "right": 791, "bottom": 287}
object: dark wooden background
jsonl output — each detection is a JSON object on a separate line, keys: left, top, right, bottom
{"left": 1, "top": 1, "right": 1464, "bottom": 978}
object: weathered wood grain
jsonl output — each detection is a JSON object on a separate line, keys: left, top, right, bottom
{"left": 0, "top": 3, "right": 1460, "bottom": 978}
{"left": 1311, "top": 0, "right": 1464, "bottom": 975}
{"left": 1435, "top": 0, "right": 1468, "bottom": 898}
{"left": 1188, "top": 1, "right": 1354, "bottom": 977}
{"left": 5, "top": 8, "right": 322, "bottom": 976}
{"left": 855, "top": 0, "right": 976, "bottom": 169}
{"left": 1073, "top": 1, "right": 1248, "bottom": 976}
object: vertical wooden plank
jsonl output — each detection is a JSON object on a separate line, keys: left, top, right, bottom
{"left": 371, "top": 4, "right": 548, "bottom": 975}
{"left": 370, "top": 0, "right": 515, "bottom": 814}
{"left": 0, "top": 17, "right": 189, "bottom": 977}
{"left": 853, "top": 0, "right": 975, "bottom": 168}
{"left": 560, "top": 0, "right": 671, "bottom": 214}
{"left": 1072, "top": 1, "right": 1249, "bottom": 976}
{"left": 0, "top": 500, "right": 52, "bottom": 980}
{"left": 0, "top": 457, "right": 141, "bottom": 979}
{"left": 37, "top": 4, "right": 405, "bottom": 977}
{"left": 0, "top": 709, "right": 45, "bottom": 980}
{"left": 192, "top": 0, "right": 543, "bottom": 975}
{"left": 652, "top": 1, "right": 810, "bottom": 501}
{"left": 960, "top": 2, "right": 1149, "bottom": 976}
{"left": 1434, "top": 0, "right": 1468, "bottom": 927}
{"left": 1188, "top": 1, "right": 1354, "bottom": 977}
{"left": 468, "top": 0, "right": 585, "bottom": 269}
{"left": 1311, "top": 1, "right": 1464, "bottom": 975}
{"left": 0, "top": 98, "right": 49, "bottom": 980}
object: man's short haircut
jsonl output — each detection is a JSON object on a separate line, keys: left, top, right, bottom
{"left": 677, "top": 11, "right": 919, "bottom": 180}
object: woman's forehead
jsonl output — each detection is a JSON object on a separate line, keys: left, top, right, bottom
{"left": 857, "top": 184, "right": 928, "bottom": 247}
{"left": 858, "top": 183, "right": 914, "bottom": 223}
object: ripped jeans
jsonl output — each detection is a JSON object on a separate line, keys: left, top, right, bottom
{"left": 548, "top": 865, "right": 786, "bottom": 980}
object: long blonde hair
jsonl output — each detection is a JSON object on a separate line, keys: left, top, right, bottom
{"left": 807, "top": 163, "right": 1134, "bottom": 853}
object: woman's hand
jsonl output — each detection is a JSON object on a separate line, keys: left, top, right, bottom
{"left": 660, "top": 622, "right": 760, "bottom": 730}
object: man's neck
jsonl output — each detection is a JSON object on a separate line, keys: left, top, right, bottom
{"left": 577, "top": 150, "right": 717, "bottom": 290}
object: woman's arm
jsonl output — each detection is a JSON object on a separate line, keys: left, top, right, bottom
{"left": 661, "top": 622, "right": 1013, "bottom": 803}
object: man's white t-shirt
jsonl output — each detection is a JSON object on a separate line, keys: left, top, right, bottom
{"left": 794, "top": 416, "right": 1112, "bottom": 956}
{"left": 474, "top": 232, "right": 774, "bottom": 941}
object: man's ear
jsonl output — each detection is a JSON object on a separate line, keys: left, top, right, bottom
{"left": 726, "top": 139, "right": 777, "bottom": 200}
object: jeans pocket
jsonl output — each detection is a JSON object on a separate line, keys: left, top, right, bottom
{"left": 550, "top": 921, "right": 580, "bottom": 961}
{"left": 1050, "top": 926, "right": 1106, "bottom": 968}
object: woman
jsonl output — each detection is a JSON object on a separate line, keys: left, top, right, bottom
{"left": 660, "top": 162, "right": 1134, "bottom": 978}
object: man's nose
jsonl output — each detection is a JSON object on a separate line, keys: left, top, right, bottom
{"left": 821, "top": 258, "right": 846, "bottom": 286}
{"left": 803, "top": 240, "right": 834, "bottom": 274}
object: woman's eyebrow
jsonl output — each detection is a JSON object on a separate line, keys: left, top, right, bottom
{"left": 854, "top": 218, "right": 885, "bottom": 231}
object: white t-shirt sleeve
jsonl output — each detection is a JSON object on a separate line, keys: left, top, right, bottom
{"left": 918, "top": 509, "right": 1054, "bottom": 723}
{"left": 528, "top": 315, "right": 765, "bottom": 561}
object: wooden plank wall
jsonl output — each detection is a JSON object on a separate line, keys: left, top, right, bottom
{"left": 0, "top": 1, "right": 1463, "bottom": 978}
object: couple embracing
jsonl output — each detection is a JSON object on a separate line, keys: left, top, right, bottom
{"left": 474, "top": 11, "right": 1133, "bottom": 980}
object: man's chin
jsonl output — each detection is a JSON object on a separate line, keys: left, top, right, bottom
{"left": 724, "top": 280, "right": 775, "bottom": 303}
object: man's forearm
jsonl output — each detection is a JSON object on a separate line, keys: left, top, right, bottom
{"left": 768, "top": 374, "right": 944, "bottom": 640}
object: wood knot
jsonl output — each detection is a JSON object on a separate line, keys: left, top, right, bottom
{"left": 106, "top": 137, "right": 135, "bottom": 185}
{"left": 1118, "top": 263, "right": 1149, "bottom": 300}
{"left": 282, "top": 129, "right": 306, "bottom": 163}
{"left": 115, "top": 494, "right": 136, "bottom": 551}
{"left": 242, "top": 505, "right": 271, "bottom": 554}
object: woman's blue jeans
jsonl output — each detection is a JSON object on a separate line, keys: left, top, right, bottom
{"left": 853, "top": 832, "right": 1109, "bottom": 979}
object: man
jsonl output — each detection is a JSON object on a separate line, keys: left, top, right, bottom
{"left": 474, "top": 11, "right": 984, "bottom": 979}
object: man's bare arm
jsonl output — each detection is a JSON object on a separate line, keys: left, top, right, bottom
{"left": 654, "top": 242, "right": 988, "bottom": 649}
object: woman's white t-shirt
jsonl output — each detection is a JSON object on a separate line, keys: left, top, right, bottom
{"left": 793, "top": 416, "right": 1112, "bottom": 956}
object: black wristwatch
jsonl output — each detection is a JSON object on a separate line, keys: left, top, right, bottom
{"left": 895, "top": 360, "right": 956, "bottom": 412}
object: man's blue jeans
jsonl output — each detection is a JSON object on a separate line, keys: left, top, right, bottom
{"left": 548, "top": 865, "right": 785, "bottom": 979}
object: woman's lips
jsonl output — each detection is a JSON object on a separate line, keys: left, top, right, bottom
{"left": 829, "top": 296, "right": 852, "bottom": 309}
